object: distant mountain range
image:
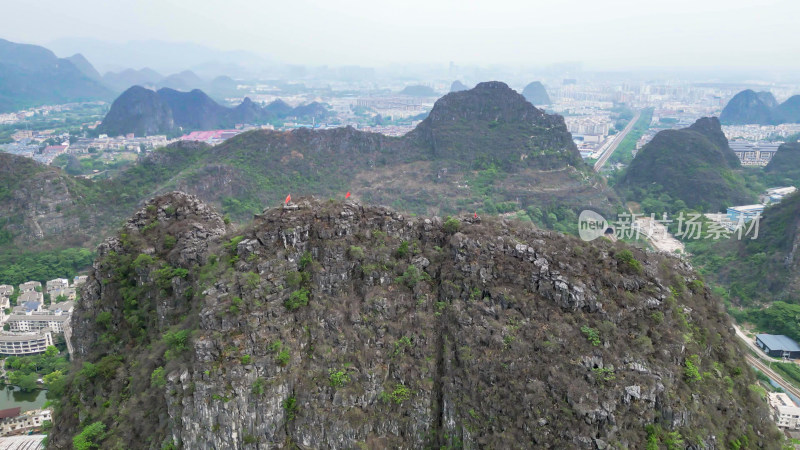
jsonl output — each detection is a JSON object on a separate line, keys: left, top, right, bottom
{"left": 102, "top": 67, "right": 165, "bottom": 91}
{"left": 47, "top": 37, "right": 272, "bottom": 78}
{"left": 399, "top": 85, "right": 438, "bottom": 97}
{"left": 2, "top": 81, "right": 619, "bottom": 254}
{"left": 97, "top": 86, "right": 332, "bottom": 136}
{"left": 720, "top": 89, "right": 800, "bottom": 125}
{"left": 618, "top": 117, "right": 755, "bottom": 212}
{"left": 0, "top": 38, "right": 112, "bottom": 112}
{"left": 521, "top": 81, "right": 551, "bottom": 105}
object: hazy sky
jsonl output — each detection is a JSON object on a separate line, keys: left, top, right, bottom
{"left": 3, "top": 0, "right": 800, "bottom": 69}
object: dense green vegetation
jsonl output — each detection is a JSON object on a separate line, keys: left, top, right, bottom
{"left": 0, "top": 103, "right": 107, "bottom": 143}
{"left": 764, "top": 142, "right": 800, "bottom": 187}
{"left": 0, "top": 248, "right": 94, "bottom": 286}
{"left": 617, "top": 117, "right": 756, "bottom": 213}
{"left": 688, "top": 191, "right": 800, "bottom": 308}
{"left": 4, "top": 346, "right": 69, "bottom": 393}
{"left": 52, "top": 153, "right": 136, "bottom": 177}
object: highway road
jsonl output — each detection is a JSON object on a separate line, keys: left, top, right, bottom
{"left": 593, "top": 110, "right": 641, "bottom": 172}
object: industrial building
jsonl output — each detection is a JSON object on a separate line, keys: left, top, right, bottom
{"left": 756, "top": 334, "right": 800, "bottom": 359}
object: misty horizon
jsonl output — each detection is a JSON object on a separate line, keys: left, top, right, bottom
{"left": 2, "top": 0, "right": 800, "bottom": 78}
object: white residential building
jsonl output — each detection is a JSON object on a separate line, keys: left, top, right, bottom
{"left": 18, "top": 282, "right": 40, "bottom": 293}
{"left": 0, "top": 408, "right": 51, "bottom": 436}
{"left": 0, "top": 331, "right": 54, "bottom": 356}
{"left": 769, "top": 392, "right": 800, "bottom": 429}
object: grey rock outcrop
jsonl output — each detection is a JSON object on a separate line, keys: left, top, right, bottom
{"left": 51, "top": 195, "right": 781, "bottom": 449}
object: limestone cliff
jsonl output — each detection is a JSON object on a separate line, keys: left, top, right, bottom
{"left": 50, "top": 192, "right": 780, "bottom": 449}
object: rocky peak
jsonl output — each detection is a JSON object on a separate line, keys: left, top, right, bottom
{"left": 409, "top": 81, "right": 580, "bottom": 169}
{"left": 123, "top": 191, "right": 227, "bottom": 267}
{"left": 425, "top": 81, "right": 545, "bottom": 124}
{"left": 687, "top": 116, "right": 740, "bottom": 167}
{"left": 51, "top": 194, "right": 780, "bottom": 449}
{"left": 97, "top": 85, "right": 174, "bottom": 136}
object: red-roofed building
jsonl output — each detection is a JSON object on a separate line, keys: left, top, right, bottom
{"left": 0, "top": 409, "right": 20, "bottom": 420}
{"left": 0, "top": 408, "right": 51, "bottom": 436}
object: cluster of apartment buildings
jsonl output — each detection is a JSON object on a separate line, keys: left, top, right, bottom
{"left": 0, "top": 276, "right": 84, "bottom": 357}
{"left": 565, "top": 115, "right": 611, "bottom": 136}
{"left": 0, "top": 131, "right": 169, "bottom": 166}
{"left": 0, "top": 406, "right": 53, "bottom": 438}
{"left": 724, "top": 123, "right": 800, "bottom": 142}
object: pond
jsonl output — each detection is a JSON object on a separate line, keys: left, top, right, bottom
{"left": 0, "top": 386, "right": 48, "bottom": 412}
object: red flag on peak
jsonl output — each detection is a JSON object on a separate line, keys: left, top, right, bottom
{"left": 474, "top": 212, "right": 478, "bottom": 219}
{"left": 285, "top": 194, "right": 291, "bottom": 204}
{"left": 345, "top": 191, "right": 351, "bottom": 199}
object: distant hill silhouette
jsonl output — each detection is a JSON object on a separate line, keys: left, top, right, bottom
{"left": 103, "top": 68, "right": 164, "bottom": 91}
{"left": 449, "top": 80, "right": 469, "bottom": 92}
{"left": 0, "top": 38, "right": 112, "bottom": 112}
{"left": 97, "top": 86, "right": 332, "bottom": 136}
{"left": 65, "top": 53, "right": 102, "bottom": 81}
{"left": 720, "top": 89, "right": 800, "bottom": 125}
{"left": 774, "top": 96, "right": 800, "bottom": 124}
{"left": 399, "top": 85, "right": 437, "bottom": 97}
{"left": 157, "top": 70, "right": 204, "bottom": 91}
{"left": 619, "top": 117, "right": 754, "bottom": 211}
{"left": 96, "top": 86, "right": 174, "bottom": 136}
{"left": 521, "top": 81, "right": 551, "bottom": 105}
{"left": 765, "top": 142, "right": 800, "bottom": 186}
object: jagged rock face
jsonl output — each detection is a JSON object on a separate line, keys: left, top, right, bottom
{"left": 409, "top": 81, "right": 581, "bottom": 169}
{"left": 619, "top": 116, "right": 754, "bottom": 211}
{"left": 97, "top": 85, "right": 175, "bottom": 136}
{"left": 51, "top": 194, "right": 780, "bottom": 449}
{"left": 521, "top": 81, "right": 551, "bottom": 105}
